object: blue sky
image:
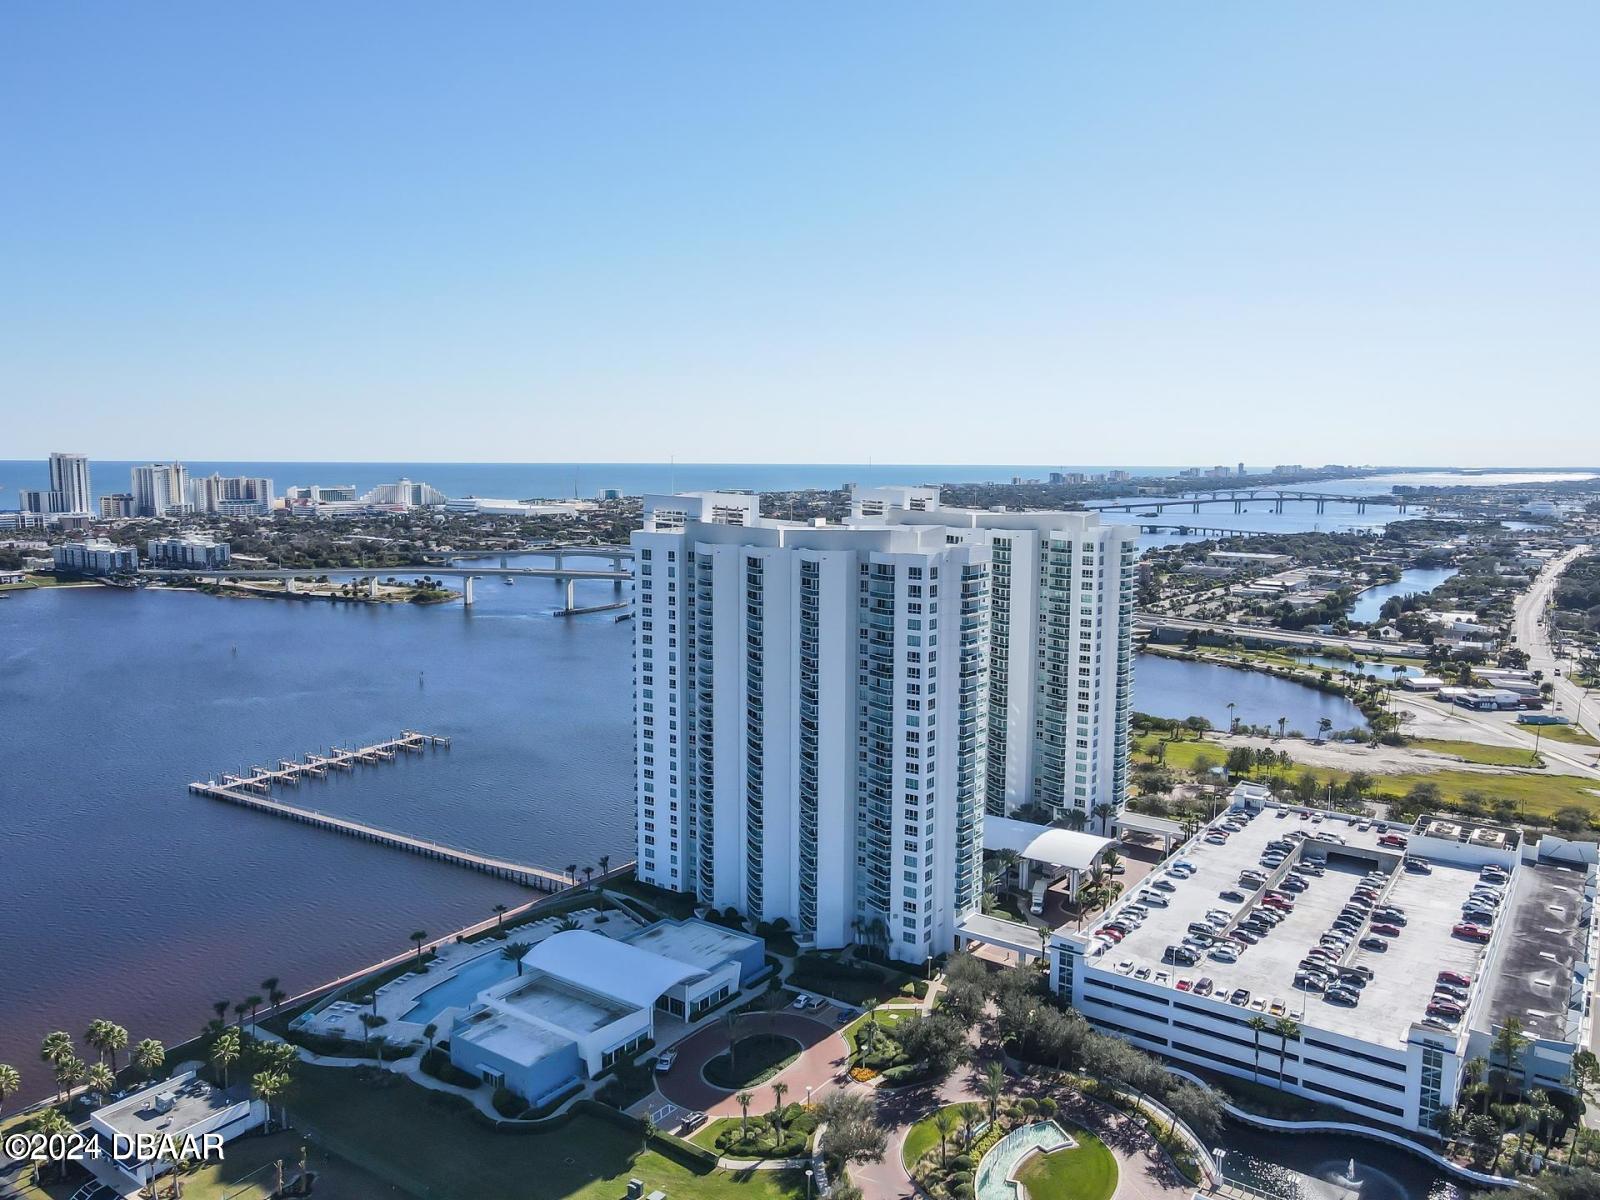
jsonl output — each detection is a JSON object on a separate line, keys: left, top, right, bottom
{"left": 3, "top": 3, "right": 1595, "bottom": 465}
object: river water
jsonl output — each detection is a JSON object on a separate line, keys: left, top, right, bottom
{"left": 1349, "top": 568, "right": 1460, "bottom": 624}
{"left": 0, "top": 556, "right": 634, "bottom": 1084}
{"left": 1134, "top": 652, "right": 1369, "bottom": 734}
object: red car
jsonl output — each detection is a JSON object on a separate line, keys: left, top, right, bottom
{"left": 1264, "top": 896, "right": 1294, "bottom": 910}
{"left": 1453, "top": 923, "right": 1491, "bottom": 942}
{"left": 1371, "top": 923, "right": 1402, "bottom": 937}
{"left": 1438, "top": 970, "right": 1472, "bottom": 987}
{"left": 1379, "top": 834, "right": 1408, "bottom": 848}
{"left": 1096, "top": 927, "right": 1125, "bottom": 942}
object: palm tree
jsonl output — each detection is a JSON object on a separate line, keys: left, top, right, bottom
{"left": 934, "top": 1107, "right": 958, "bottom": 1168}
{"left": 269, "top": 984, "right": 288, "bottom": 1012}
{"left": 493, "top": 903, "right": 509, "bottom": 930}
{"left": 1316, "top": 717, "right": 1333, "bottom": 744}
{"left": 85, "top": 1062, "right": 116, "bottom": 1100}
{"left": 1463, "top": 1056, "right": 1489, "bottom": 1116}
{"left": 566, "top": 863, "right": 578, "bottom": 886}
{"left": 423, "top": 1023, "right": 439, "bottom": 1054}
{"left": 736, "top": 1090, "right": 754, "bottom": 1140}
{"left": 500, "top": 941, "right": 531, "bottom": 975}
{"left": 54, "top": 1054, "right": 86, "bottom": 1103}
{"left": 958, "top": 1102, "right": 980, "bottom": 1148}
{"left": 1091, "top": 802, "right": 1116, "bottom": 834}
{"left": 598, "top": 854, "right": 611, "bottom": 877}
{"left": 245, "top": 994, "right": 264, "bottom": 1028}
{"left": 770, "top": 1081, "right": 789, "bottom": 1141}
{"left": 359, "top": 1013, "right": 389, "bottom": 1066}
{"left": 212, "top": 1000, "right": 230, "bottom": 1025}
{"left": 85, "top": 1018, "right": 112, "bottom": 1065}
{"left": 1277, "top": 716, "right": 1288, "bottom": 740}
{"left": 556, "top": 916, "right": 581, "bottom": 932}
{"left": 31, "top": 1108, "right": 74, "bottom": 1182}
{"left": 133, "top": 1038, "right": 166, "bottom": 1081}
{"left": 233, "top": 1001, "right": 249, "bottom": 1033}
{"left": 211, "top": 1029, "right": 241, "bottom": 1088}
{"left": 1492, "top": 1017, "right": 1530, "bottom": 1103}
{"left": 409, "top": 931, "right": 428, "bottom": 964}
{"left": 1227, "top": 701, "right": 1237, "bottom": 734}
{"left": 101, "top": 1022, "right": 128, "bottom": 1073}
{"left": 980, "top": 1061, "right": 1006, "bottom": 1125}
{"left": 0, "top": 1064, "right": 20, "bottom": 1120}
{"left": 41, "top": 1030, "right": 74, "bottom": 1070}
{"left": 1273, "top": 1017, "right": 1301, "bottom": 1085}
{"left": 253, "top": 1069, "right": 290, "bottom": 1129}
{"left": 583, "top": 865, "right": 595, "bottom": 887}
{"left": 1247, "top": 1015, "right": 1270, "bottom": 1081}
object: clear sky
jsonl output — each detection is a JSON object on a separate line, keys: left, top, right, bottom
{"left": 3, "top": 3, "right": 1595, "bottom": 465}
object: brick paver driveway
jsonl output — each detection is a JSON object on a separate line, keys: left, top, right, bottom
{"left": 656, "top": 1012, "right": 851, "bottom": 1117}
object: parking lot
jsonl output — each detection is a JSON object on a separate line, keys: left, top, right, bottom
{"left": 1091, "top": 804, "right": 1492, "bottom": 1044}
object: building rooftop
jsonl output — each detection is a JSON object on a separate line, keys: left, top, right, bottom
{"left": 453, "top": 1008, "right": 575, "bottom": 1062}
{"left": 984, "top": 816, "right": 1114, "bottom": 871}
{"left": 494, "top": 971, "right": 638, "bottom": 1035}
{"left": 92, "top": 1072, "right": 242, "bottom": 1140}
{"left": 1487, "top": 860, "right": 1590, "bottom": 1042}
{"left": 622, "top": 918, "right": 759, "bottom": 974}
{"left": 1075, "top": 805, "right": 1490, "bottom": 1045}
{"left": 512, "top": 929, "right": 707, "bottom": 1012}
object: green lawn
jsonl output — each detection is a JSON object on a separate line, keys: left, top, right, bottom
{"left": 1531, "top": 723, "right": 1600, "bottom": 747}
{"left": 1015, "top": 1131, "right": 1119, "bottom": 1200}
{"left": 287, "top": 1065, "right": 806, "bottom": 1200}
{"left": 704, "top": 1034, "right": 801, "bottom": 1089}
{"left": 1408, "top": 739, "right": 1542, "bottom": 767}
{"left": 902, "top": 1103, "right": 973, "bottom": 1171}
{"left": 1136, "top": 732, "right": 1600, "bottom": 820}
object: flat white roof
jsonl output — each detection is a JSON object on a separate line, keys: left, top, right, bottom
{"left": 623, "top": 918, "right": 758, "bottom": 974}
{"left": 92, "top": 1071, "right": 242, "bottom": 1139}
{"left": 985, "top": 815, "right": 1113, "bottom": 871}
{"left": 454, "top": 1009, "right": 574, "bottom": 1061}
{"left": 515, "top": 929, "right": 706, "bottom": 1010}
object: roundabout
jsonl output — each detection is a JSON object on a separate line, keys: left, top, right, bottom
{"left": 702, "top": 1033, "right": 804, "bottom": 1090}
{"left": 654, "top": 1012, "right": 851, "bottom": 1118}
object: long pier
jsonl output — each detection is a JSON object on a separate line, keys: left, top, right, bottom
{"left": 189, "top": 732, "right": 573, "bottom": 891}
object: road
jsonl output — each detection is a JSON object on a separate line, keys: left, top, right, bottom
{"left": 1135, "top": 613, "right": 1428, "bottom": 658}
{"left": 1512, "top": 546, "right": 1598, "bottom": 743}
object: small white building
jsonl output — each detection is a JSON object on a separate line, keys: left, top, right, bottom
{"left": 89, "top": 1071, "right": 265, "bottom": 1189}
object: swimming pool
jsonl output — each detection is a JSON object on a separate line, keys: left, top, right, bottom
{"left": 404, "top": 950, "right": 520, "bottom": 1024}
{"left": 975, "top": 1120, "right": 1072, "bottom": 1200}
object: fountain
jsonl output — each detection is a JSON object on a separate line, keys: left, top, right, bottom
{"left": 1334, "top": 1158, "right": 1365, "bottom": 1190}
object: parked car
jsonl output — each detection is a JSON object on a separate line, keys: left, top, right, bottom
{"left": 655, "top": 1050, "right": 677, "bottom": 1072}
{"left": 1438, "top": 970, "right": 1472, "bottom": 987}
{"left": 1228, "top": 988, "right": 1251, "bottom": 1006}
{"left": 1371, "top": 923, "right": 1402, "bottom": 938}
{"left": 1193, "top": 977, "right": 1215, "bottom": 997}
{"left": 1453, "top": 923, "right": 1491, "bottom": 942}
{"left": 1359, "top": 936, "right": 1388, "bottom": 952}
{"left": 1219, "top": 889, "right": 1246, "bottom": 903}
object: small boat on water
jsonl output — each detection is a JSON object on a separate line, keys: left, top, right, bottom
{"left": 503, "top": 577, "right": 515, "bottom": 585}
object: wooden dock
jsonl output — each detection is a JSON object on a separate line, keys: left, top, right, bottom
{"left": 189, "top": 731, "right": 572, "bottom": 891}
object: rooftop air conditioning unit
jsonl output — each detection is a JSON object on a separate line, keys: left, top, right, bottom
{"left": 154, "top": 1092, "right": 176, "bottom": 1114}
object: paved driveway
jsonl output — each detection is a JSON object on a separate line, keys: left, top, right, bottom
{"left": 655, "top": 1012, "right": 851, "bottom": 1117}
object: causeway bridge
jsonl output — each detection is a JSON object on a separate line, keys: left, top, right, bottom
{"left": 188, "top": 732, "right": 576, "bottom": 890}
{"left": 139, "top": 561, "right": 634, "bottom": 614}
{"left": 1085, "top": 490, "right": 1412, "bottom": 516}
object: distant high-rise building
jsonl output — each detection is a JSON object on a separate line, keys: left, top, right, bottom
{"left": 1237, "top": 462, "right": 1247, "bottom": 477}
{"left": 146, "top": 534, "right": 231, "bottom": 569}
{"left": 130, "top": 463, "right": 191, "bottom": 517}
{"left": 48, "top": 453, "right": 92, "bottom": 514}
{"left": 189, "top": 473, "right": 275, "bottom": 516}
{"left": 53, "top": 538, "right": 138, "bottom": 576}
{"left": 359, "top": 478, "right": 446, "bottom": 507}
{"left": 99, "top": 494, "right": 135, "bottom": 520}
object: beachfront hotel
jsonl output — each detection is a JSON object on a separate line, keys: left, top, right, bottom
{"left": 630, "top": 488, "right": 1138, "bottom": 964}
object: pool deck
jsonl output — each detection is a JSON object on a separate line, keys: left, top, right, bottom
{"left": 290, "top": 905, "right": 643, "bottom": 1045}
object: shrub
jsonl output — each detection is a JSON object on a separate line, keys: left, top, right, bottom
{"left": 913, "top": 980, "right": 929, "bottom": 999}
{"left": 492, "top": 1087, "right": 523, "bottom": 1118}
{"left": 1036, "top": 1096, "right": 1057, "bottom": 1117}
{"left": 1019, "top": 1098, "right": 1039, "bottom": 1115}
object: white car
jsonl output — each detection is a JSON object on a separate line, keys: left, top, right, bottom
{"left": 1115, "top": 959, "right": 1135, "bottom": 974}
{"left": 1208, "top": 946, "right": 1239, "bottom": 963}
{"left": 792, "top": 993, "right": 812, "bottom": 1009}
{"left": 655, "top": 1050, "right": 677, "bottom": 1073}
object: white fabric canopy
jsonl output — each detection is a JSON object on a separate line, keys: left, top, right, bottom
{"left": 983, "top": 815, "right": 1113, "bottom": 870}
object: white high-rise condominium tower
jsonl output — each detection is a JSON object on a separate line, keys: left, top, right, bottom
{"left": 849, "top": 488, "right": 1138, "bottom": 832}
{"left": 130, "top": 463, "right": 191, "bottom": 517}
{"left": 630, "top": 486, "right": 1138, "bottom": 962}
{"left": 632, "top": 492, "right": 990, "bottom": 963}
{"left": 48, "top": 453, "right": 92, "bottom": 514}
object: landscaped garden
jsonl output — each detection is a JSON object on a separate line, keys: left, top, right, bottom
{"left": 694, "top": 1099, "right": 818, "bottom": 1161}
{"left": 704, "top": 1034, "right": 802, "bottom": 1089}
{"left": 1014, "top": 1130, "right": 1118, "bottom": 1200}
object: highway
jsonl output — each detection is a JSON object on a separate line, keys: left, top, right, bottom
{"left": 1134, "top": 613, "right": 1429, "bottom": 658}
{"left": 1512, "top": 545, "right": 1598, "bottom": 743}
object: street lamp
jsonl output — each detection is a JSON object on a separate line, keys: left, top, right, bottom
{"left": 805, "top": 1168, "right": 814, "bottom": 1199}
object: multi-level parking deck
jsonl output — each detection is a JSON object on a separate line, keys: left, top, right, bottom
{"left": 1093, "top": 806, "right": 1489, "bottom": 1045}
